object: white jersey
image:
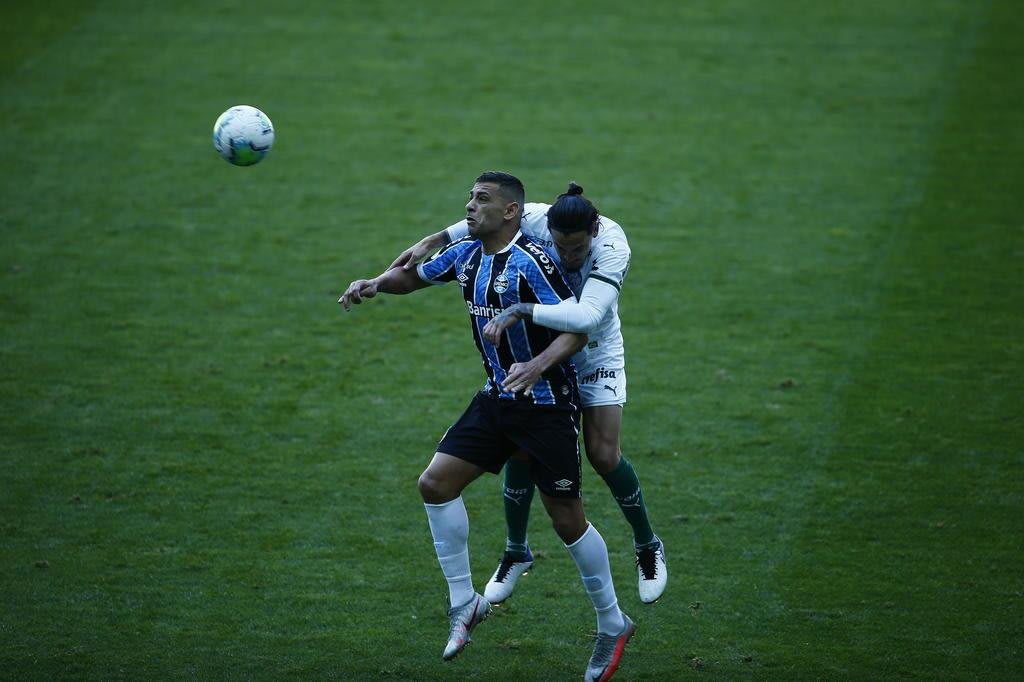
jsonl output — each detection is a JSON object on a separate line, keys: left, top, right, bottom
{"left": 445, "top": 202, "right": 630, "bottom": 376}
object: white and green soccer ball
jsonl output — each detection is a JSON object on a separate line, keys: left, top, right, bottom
{"left": 212, "top": 105, "right": 274, "bottom": 166}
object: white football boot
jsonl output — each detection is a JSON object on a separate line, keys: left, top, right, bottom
{"left": 636, "top": 539, "right": 667, "bottom": 603}
{"left": 585, "top": 613, "right": 635, "bottom": 681}
{"left": 483, "top": 550, "right": 534, "bottom": 604}
{"left": 442, "top": 593, "right": 490, "bottom": 661}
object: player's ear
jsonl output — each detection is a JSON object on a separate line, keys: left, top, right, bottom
{"left": 504, "top": 201, "right": 520, "bottom": 221}
{"left": 591, "top": 218, "right": 600, "bottom": 236}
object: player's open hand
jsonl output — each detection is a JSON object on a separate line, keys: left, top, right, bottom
{"left": 502, "top": 360, "right": 543, "bottom": 396}
{"left": 389, "top": 235, "right": 437, "bottom": 271}
{"left": 338, "top": 278, "right": 379, "bottom": 311}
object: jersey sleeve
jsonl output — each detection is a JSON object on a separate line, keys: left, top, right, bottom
{"left": 587, "top": 229, "right": 631, "bottom": 292}
{"left": 531, "top": 276, "right": 619, "bottom": 334}
{"left": 444, "top": 220, "right": 470, "bottom": 244}
{"left": 518, "top": 203, "right": 552, "bottom": 242}
{"left": 417, "top": 238, "right": 470, "bottom": 284}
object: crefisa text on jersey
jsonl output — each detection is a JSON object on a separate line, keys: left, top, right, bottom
{"left": 580, "top": 367, "right": 617, "bottom": 385}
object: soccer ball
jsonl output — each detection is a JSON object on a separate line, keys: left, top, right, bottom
{"left": 212, "top": 105, "right": 275, "bottom": 166}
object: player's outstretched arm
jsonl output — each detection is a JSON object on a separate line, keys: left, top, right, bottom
{"left": 502, "top": 331, "right": 587, "bottom": 396}
{"left": 338, "top": 266, "right": 429, "bottom": 311}
{"left": 388, "top": 229, "right": 451, "bottom": 271}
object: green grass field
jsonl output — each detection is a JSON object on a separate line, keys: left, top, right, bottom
{"left": 2, "top": 1, "right": 1022, "bottom": 678}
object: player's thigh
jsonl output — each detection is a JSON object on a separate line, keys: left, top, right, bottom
{"left": 536, "top": 489, "right": 589, "bottom": 544}
{"left": 582, "top": 404, "right": 623, "bottom": 475}
{"left": 505, "top": 405, "right": 583, "bottom": 499}
{"left": 422, "top": 393, "right": 517, "bottom": 502}
{"left": 418, "top": 452, "right": 487, "bottom": 503}
{"left": 436, "top": 393, "right": 519, "bottom": 471}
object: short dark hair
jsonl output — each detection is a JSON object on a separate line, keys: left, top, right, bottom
{"left": 547, "top": 182, "right": 599, "bottom": 233}
{"left": 475, "top": 171, "right": 525, "bottom": 207}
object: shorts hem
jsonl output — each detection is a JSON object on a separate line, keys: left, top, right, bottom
{"left": 434, "top": 449, "right": 505, "bottom": 475}
{"left": 580, "top": 397, "right": 626, "bottom": 408}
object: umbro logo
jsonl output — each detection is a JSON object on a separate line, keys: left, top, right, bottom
{"left": 554, "top": 479, "right": 572, "bottom": 490}
{"left": 457, "top": 272, "right": 469, "bottom": 283}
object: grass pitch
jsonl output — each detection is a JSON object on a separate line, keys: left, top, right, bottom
{"left": 2, "top": 1, "right": 1022, "bottom": 678}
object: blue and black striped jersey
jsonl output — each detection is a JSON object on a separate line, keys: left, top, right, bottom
{"left": 417, "top": 231, "right": 580, "bottom": 407}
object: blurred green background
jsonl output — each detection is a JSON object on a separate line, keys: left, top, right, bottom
{"left": 1, "top": 0, "right": 1021, "bottom": 678}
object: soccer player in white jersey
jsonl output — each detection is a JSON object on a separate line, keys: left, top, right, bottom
{"left": 341, "top": 172, "right": 634, "bottom": 681}
{"left": 390, "top": 182, "right": 668, "bottom": 605}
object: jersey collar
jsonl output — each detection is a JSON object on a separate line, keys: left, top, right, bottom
{"left": 487, "top": 229, "right": 521, "bottom": 255}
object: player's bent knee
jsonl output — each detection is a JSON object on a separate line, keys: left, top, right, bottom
{"left": 586, "top": 444, "right": 621, "bottom": 475}
{"left": 546, "top": 506, "right": 589, "bottom": 543}
{"left": 557, "top": 516, "right": 589, "bottom": 540}
{"left": 417, "top": 470, "right": 454, "bottom": 504}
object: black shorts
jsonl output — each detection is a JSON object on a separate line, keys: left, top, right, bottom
{"left": 437, "top": 392, "right": 582, "bottom": 498}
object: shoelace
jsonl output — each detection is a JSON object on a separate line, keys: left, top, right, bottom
{"left": 494, "top": 553, "right": 519, "bottom": 582}
{"left": 636, "top": 546, "right": 659, "bottom": 580}
{"left": 590, "top": 631, "right": 617, "bottom": 662}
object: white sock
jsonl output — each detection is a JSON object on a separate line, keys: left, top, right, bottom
{"left": 565, "top": 523, "right": 625, "bottom": 635}
{"left": 424, "top": 497, "right": 475, "bottom": 607}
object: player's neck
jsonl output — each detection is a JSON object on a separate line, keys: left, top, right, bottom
{"left": 480, "top": 221, "right": 520, "bottom": 255}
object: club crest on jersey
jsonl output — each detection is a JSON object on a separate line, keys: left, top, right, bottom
{"left": 493, "top": 272, "right": 510, "bottom": 294}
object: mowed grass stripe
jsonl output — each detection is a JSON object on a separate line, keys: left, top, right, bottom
{"left": 769, "top": 1, "right": 1024, "bottom": 677}
{"left": 2, "top": 1, "right": 1021, "bottom": 679}
{"left": 625, "top": 3, "right": 995, "bottom": 676}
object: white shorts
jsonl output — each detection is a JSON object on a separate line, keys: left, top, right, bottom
{"left": 577, "top": 366, "right": 626, "bottom": 408}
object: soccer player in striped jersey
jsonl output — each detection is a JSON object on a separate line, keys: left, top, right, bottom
{"left": 339, "top": 172, "right": 634, "bottom": 682}
{"left": 390, "top": 183, "right": 667, "bottom": 606}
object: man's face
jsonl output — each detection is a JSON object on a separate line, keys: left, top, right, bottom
{"left": 551, "top": 224, "right": 596, "bottom": 272}
{"left": 465, "top": 183, "right": 514, "bottom": 238}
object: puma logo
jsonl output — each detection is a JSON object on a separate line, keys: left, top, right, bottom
{"left": 503, "top": 486, "right": 530, "bottom": 506}
{"left": 616, "top": 488, "right": 642, "bottom": 508}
